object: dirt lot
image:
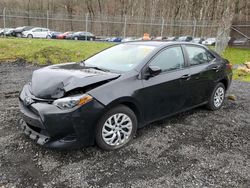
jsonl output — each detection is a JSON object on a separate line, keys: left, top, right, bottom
{"left": 0, "top": 62, "right": 250, "bottom": 188}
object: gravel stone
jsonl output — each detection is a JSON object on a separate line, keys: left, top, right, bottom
{"left": 0, "top": 62, "right": 250, "bottom": 187}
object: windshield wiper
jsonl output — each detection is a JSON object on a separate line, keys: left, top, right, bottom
{"left": 87, "top": 66, "right": 110, "bottom": 72}
{"left": 79, "top": 61, "right": 110, "bottom": 72}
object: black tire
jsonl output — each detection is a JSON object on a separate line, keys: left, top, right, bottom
{"left": 16, "top": 33, "right": 22, "bottom": 38}
{"left": 95, "top": 105, "right": 137, "bottom": 150}
{"left": 206, "top": 82, "right": 225, "bottom": 111}
{"left": 27, "top": 34, "right": 33, "bottom": 38}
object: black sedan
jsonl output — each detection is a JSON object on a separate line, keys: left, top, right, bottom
{"left": 19, "top": 42, "right": 232, "bottom": 150}
{"left": 12, "top": 26, "right": 34, "bottom": 37}
{"left": 66, "top": 31, "right": 95, "bottom": 41}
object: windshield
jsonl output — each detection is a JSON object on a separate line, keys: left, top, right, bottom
{"left": 84, "top": 44, "right": 156, "bottom": 72}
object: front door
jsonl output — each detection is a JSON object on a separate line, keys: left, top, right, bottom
{"left": 137, "top": 45, "right": 191, "bottom": 122}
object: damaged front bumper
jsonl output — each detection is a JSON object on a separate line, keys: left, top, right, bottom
{"left": 18, "top": 84, "right": 105, "bottom": 149}
{"left": 19, "top": 118, "right": 50, "bottom": 145}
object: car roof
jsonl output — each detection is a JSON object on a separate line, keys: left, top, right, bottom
{"left": 32, "top": 27, "right": 48, "bottom": 30}
{"left": 122, "top": 41, "right": 206, "bottom": 48}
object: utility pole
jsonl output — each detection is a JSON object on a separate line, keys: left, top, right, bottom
{"left": 47, "top": 10, "right": 49, "bottom": 29}
{"left": 192, "top": 18, "right": 197, "bottom": 38}
{"left": 161, "top": 17, "right": 164, "bottom": 38}
{"left": 3, "top": 8, "right": 6, "bottom": 30}
{"left": 85, "top": 13, "right": 89, "bottom": 41}
{"left": 123, "top": 15, "right": 127, "bottom": 38}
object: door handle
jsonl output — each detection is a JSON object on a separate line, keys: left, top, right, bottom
{"left": 181, "top": 74, "right": 191, "bottom": 80}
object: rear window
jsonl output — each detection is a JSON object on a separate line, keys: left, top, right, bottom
{"left": 185, "top": 46, "right": 215, "bottom": 66}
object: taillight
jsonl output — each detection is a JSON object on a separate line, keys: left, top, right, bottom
{"left": 227, "top": 63, "right": 233, "bottom": 70}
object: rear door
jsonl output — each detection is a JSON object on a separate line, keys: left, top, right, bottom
{"left": 40, "top": 29, "right": 49, "bottom": 38}
{"left": 183, "top": 44, "right": 220, "bottom": 106}
{"left": 32, "top": 28, "right": 42, "bottom": 38}
{"left": 138, "top": 45, "right": 191, "bottom": 122}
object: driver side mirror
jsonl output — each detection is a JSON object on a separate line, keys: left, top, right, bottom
{"left": 143, "top": 65, "right": 162, "bottom": 79}
{"left": 148, "top": 65, "right": 162, "bottom": 76}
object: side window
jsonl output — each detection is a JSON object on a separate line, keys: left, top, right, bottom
{"left": 33, "top": 29, "right": 40, "bottom": 32}
{"left": 150, "top": 46, "right": 184, "bottom": 72}
{"left": 186, "top": 46, "right": 215, "bottom": 66}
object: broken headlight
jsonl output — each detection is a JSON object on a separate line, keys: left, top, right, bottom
{"left": 53, "top": 94, "right": 93, "bottom": 109}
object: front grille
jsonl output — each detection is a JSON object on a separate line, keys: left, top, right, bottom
{"left": 26, "top": 123, "right": 49, "bottom": 136}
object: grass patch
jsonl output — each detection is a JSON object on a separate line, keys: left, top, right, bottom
{"left": 0, "top": 38, "right": 113, "bottom": 64}
{"left": 0, "top": 38, "right": 249, "bottom": 81}
{"left": 233, "top": 69, "right": 250, "bottom": 82}
{"left": 222, "top": 47, "right": 250, "bottom": 82}
{"left": 222, "top": 47, "right": 250, "bottom": 65}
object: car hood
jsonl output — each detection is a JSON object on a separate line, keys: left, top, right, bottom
{"left": 30, "top": 62, "right": 120, "bottom": 99}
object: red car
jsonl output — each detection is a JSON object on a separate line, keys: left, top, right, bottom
{"left": 56, "top": 32, "right": 72, "bottom": 39}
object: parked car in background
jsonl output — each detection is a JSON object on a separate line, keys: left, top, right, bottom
{"left": 164, "top": 36, "right": 178, "bottom": 41}
{"left": 12, "top": 26, "right": 34, "bottom": 37}
{"left": 109, "top": 37, "right": 123, "bottom": 42}
{"left": 49, "top": 31, "right": 62, "bottom": 39}
{"left": 121, "top": 37, "right": 136, "bottom": 42}
{"left": 135, "top": 37, "right": 143, "bottom": 41}
{"left": 66, "top": 31, "right": 95, "bottom": 41}
{"left": 0, "top": 28, "right": 13, "bottom": 36}
{"left": 0, "top": 28, "right": 14, "bottom": 36}
{"left": 192, "top": 37, "right": 205, "bottom": 44}
{"left": 22, "top": 27, "right": 51, "bottom": 39}
{"left": 228, "top": 37, "right": 236, "bottom": 46}
{"left": 56, "top": 31, "right": 73, "bottom": 39}
{"left": 202, "top": 38, "right": 216, "bottom": 45}
{"left": 177, "top": 36, "right": 193, "bottom": 42}
{"left": 232, "top": 38, "right": 249, "bottom": 46}
{"left": 153, "top": 36, "right": 167, "bottom": 41}
{"left": 19, "top": 41, "right": 232, "bottom": 150}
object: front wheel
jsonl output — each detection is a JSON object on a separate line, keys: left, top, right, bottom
{"left": 16, "top": 33, "right": 22, "bottom": 37}
{"left": 95, "top": 105, "right": 137, "bottom": 150}
{"left": 206, "top": 83, "right": 225, "bottom": 110}
{"left": 27, "top": 34, "right": 33, "bottom": 38}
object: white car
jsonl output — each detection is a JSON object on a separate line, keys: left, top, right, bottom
{"left": 22, "top": 27, "right": 51, "bottom": 39}
{"left": 202, "top": 38, "right": 216, "bottom": 45}
{"left": 121, "top": 37, "right": 136, "bottom": 42}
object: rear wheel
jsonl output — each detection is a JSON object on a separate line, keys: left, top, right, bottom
{"left": 16, "top": 33, "right": 22, "bottom": 38}
{"left": 206, "top": 82, "right": 225, "bottom": 110}
{"left": 95, "top": 105, "right": 137, "bottom": 150}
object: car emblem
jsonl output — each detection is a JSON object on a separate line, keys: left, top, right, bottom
{"left": 24, "top": 96, "right": 34, "bottom": 106}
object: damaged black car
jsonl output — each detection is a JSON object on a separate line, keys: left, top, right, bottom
{"left": 19, "top": 42, "right": 232, "bottom": 150}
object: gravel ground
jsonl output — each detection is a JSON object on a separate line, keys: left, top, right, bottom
{"left": 0, "top": 62, "right": 250, "bottom": 188}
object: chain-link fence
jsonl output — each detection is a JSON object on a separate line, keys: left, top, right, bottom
{"left": 0, "top": 8, "right": 223, "bottom": 38}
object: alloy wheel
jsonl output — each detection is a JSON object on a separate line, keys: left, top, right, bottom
{"left": 102, "top": 113, "right": 133, "bottom": 146}
{"left": 214, "top": 87, "right": 224, "bottom": 108}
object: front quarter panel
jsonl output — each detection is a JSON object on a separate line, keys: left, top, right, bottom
{"left": 88, "top": 72, "right": 144, "bottom": 117}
